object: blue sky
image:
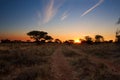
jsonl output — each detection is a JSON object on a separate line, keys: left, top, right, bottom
{"left": 0, "top": 0, "right": 120, "bottom": 41}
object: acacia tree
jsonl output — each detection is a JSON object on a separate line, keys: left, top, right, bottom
{"left": 95, "top": 35, "right": 104, "bottom": 43}
{"left": 85, "top": 36, "right": 93, "bottom": 44}
{"left": 64, "top": 40, "right": 74, "bottom": 45}
{"left": 45, "top": 35, "right": 53, "bottom": 42}
{"left": 27, "top": 30, "right": 48, "bottom": 42}
{"left": 54, "top": 39, "right": 62, "bottom": 43}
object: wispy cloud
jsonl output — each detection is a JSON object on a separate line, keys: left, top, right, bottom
{"left": 81, "top": 0, "right": 104, "bottom": 17}
{"left": 42, "top": 0, "right": 63, "bottom": 24}
{"left": 61, "top": 11, "right": 69, "bottom": 21}
{"left": 43, "top": 0, "right": 55, "bottom": 24}
{"left": 37, "top": 11, "right": 42, "bottom": 26}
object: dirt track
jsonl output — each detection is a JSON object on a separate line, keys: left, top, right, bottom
{"left": 50, "top": 46, "right": 120, "bottom": 80}
{"left": 51, "top": 47, "right": 78, "bottom": 80}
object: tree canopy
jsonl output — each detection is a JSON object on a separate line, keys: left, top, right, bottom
{"left": 54, "top": 39, "right": 62, "bottom": 43}
{"left": 85, "top": 36, "right": 93, "bottom": 44}
{"left": 27, "top": 30, "right": 53, "bottom": 43}
{"left": 95, "top": 35, "right": 104, "bottom": 43}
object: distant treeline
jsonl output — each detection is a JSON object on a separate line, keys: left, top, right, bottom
{"left": 0, "top": 29, "right": 120, "bottom": 44}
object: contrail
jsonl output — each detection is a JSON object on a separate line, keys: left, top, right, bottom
{"left": 61, "top": 11, "right": 69, "bottom": 21}
{"left": 81, "top": 0, "right": 104, "bottom": 17}
{"left": 42, "top": 0, "right": 64, "bottom": 24}
{"left": 43, "top": 0, "right": 55, "bottom": 24}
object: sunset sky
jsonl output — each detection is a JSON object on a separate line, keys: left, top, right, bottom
{"left": 0, "top": 0, "right": 120, "bottom": 41}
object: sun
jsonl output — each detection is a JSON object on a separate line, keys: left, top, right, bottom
{"left": 74, "top": 39, "right": 81, "bottom": 43}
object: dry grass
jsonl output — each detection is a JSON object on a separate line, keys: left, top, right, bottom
{"left": 62, "top": 44, "right": 120, "bottom": 80}
{"left": 0, "top": 43, "right": 56, "bottom": 80}
{"left": 74, "top": 43, "right": 120, "bottom": 59}
{"left": 62, "top": 46, "right": 80, "bottom": 58}
{"left": 72, "top": 43, "right": 120, "bottom": 66}
{"left": 0, "top": 43, "right": 120, "bottom": 80}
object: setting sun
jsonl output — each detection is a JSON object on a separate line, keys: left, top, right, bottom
{"left": 74, "top": 39, "right": 81, "bottom": 43}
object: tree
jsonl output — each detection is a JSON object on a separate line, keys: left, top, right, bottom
{"left": 54, "top": 39, "right": 62, "bottom": 43}
{"left": 115, "top": 29, "right": 120, "bottom": 43}
{"left": 63, "top": 40, "right": 74, "bottom": 45}
{"left": 45, "top": 35, "right": 53, "bottom": 42}
{"left": 95, "top": 35, "right": 104, "bottom": 43}
{"left": 85, "top": 36, "right": 93, "bottom": 44}
{"left": 27, "top": 30, "right": 48, "bottom": 42}
{"left": 1, "top": 39, "right": 11, "bottom": 43}
{"left": 68, "top": 40, "right": 74, "bottom": 44}
{"left": 80, "top": 38, "right": 86, "bottom": 44}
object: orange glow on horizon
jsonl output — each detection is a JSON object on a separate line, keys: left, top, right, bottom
{"left": 74, "top": 39, "right": 81, "bottom": 43}
{"left": 0, "top": 35, "right": 30, "bottom": 41}
{"left": 0, "top": 33, "right": 115, "bottom": 42}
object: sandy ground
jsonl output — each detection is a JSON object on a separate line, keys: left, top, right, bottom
{"left": 51, "top": 47, "right": 78, "bottom": 80}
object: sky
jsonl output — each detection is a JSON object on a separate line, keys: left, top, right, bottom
{"left": 0, "top": 0, "right": 120, "bottom": 41}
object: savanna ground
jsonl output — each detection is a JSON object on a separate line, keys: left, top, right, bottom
{"left": 0, "top": 43, "right": 120, "bottom": 80}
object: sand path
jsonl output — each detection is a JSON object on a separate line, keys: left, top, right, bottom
{"left": 51, "top": 47, "right": 78, "bottom": 80}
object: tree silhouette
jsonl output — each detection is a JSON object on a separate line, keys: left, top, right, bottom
{"left": 68, "top": 40, "right": 74, "bottom": 44}
{"left": 54, "top": 39, "right": 62, "bottom": 43}
{"left": 115, "top": 29, "right": 120, "bottom": 43}
{"left": 64, "top": 40, "right": 74, "bottom": 45}
{"left": 85, "top": 36, "right": 93, "bottom": 44}
{"left": 115, "top": 18, "right": 120, "bottom": 43}
{"left": 1, "top": 39, "right": 11, "bottom": 43}
{"left": 27, "top": 31, "right": 48, "bottom": 43}
{"left": 80, "top": 38, "right": 86, "bottom": 44}
{"left": 95, "top": 35, "right": 104, "bottom": 43}
{"left": 45, "top": 35, "right": 53, "bottom": 42}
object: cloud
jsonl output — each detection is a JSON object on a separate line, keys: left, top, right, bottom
{"left": 37, "top": 11, "right": 43, "bottom": 26}
{"left": 42, "top": 0, "right": 63, "bottom": 24}
{"left": 81, "top": 0, "right": 104, "bottom": 17}
{"left": 43, "top": 0, "right": 55, "bottom": 24}
{"left": 117, "top": 18, "right": 120, "bottom": 24}
{"left": 61, "top": 11, "right": 69, "bottom": 21}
